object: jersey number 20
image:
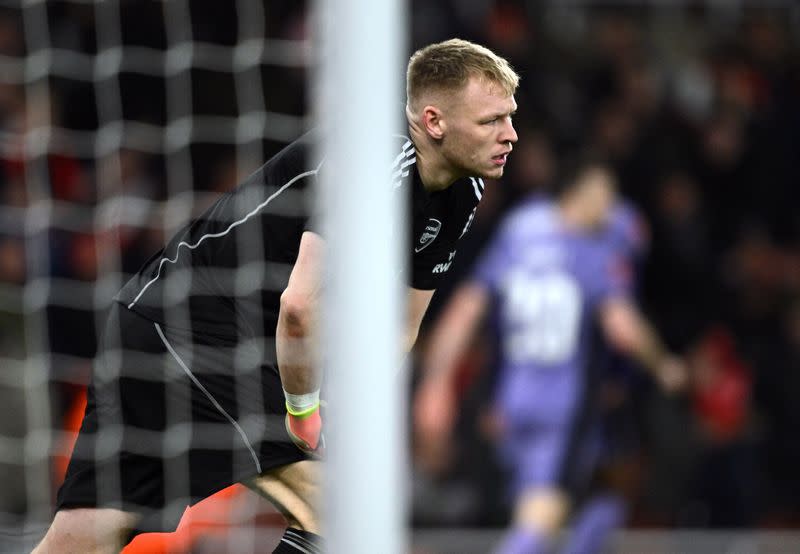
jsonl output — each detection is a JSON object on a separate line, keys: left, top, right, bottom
{"left": 502, "top": 271, "right": 582, "bottom": 365}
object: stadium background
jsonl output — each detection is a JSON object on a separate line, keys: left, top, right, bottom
{"left": 0, "top": 0, "right": 798, "bottom": 552}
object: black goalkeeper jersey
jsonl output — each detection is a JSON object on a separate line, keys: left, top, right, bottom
{"left": 115, "top": 131, "right": 485, "bottom": 342}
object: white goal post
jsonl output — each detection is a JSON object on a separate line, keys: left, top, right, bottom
{"left": 315, "top": 0, "right": 407, "bottom": 552}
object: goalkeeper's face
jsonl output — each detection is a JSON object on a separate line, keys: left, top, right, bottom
{"left": 440, "top": 76, "right": 518, "bottom": 180}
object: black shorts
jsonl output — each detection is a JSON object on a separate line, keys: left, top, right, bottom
{"left": 56, "top": 302, "right": 308, "bottom": 533}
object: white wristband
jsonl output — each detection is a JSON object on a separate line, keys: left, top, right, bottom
{"left": 283, "top": 388, "right": 320, "bottom": 415}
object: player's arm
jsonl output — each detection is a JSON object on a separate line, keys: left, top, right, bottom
{"left": 420, "top": 282, "right": 489, "bottom": 384}
{"left": 278, "top": 231, "right": 324, "bottom": 452}
{"left": 278, "top": 231, "right": 323, "bottom": 395}
{"left": 414, "top": 281, "right": 490, "bottom": 471}
{"left": 405, "top": 287, "right": 435, "bottom": 354}
{"left": 280, "top": 236, "right": 436, "bottom": 382}
{"left": 599, "top": 297, "right": 686, "bottom": 392}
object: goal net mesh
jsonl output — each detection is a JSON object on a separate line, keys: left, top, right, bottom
{"left": 0, "top": 1, "right": 311, "bottom": 550}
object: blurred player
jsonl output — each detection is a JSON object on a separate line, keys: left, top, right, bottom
{"left": 34, "top": 39, "right": 519, "bottom": 553}
{"left": 415, "top": 158, "right": 685, "bottom": 554}
{"left": 554, "top": 197, "right": 650, "bottom": 554}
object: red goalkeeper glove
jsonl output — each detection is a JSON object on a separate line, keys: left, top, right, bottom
{"left": 285, "top": 404, "right": 325, "bottom": 457}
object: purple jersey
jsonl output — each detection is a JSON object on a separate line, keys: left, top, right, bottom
{"left": 606, "top": 200, "right": 649, "bottom": 266}
{"left": 472, "top": 200, "right": 632, "bottom": 428}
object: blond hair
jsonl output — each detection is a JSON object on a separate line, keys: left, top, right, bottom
{"left": 406, "top": 38, "right": 519, "bottom": 111}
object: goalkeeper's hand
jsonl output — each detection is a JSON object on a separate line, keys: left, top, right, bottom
{"left": 285, "top": 405, "right": 325, "bottom": 458}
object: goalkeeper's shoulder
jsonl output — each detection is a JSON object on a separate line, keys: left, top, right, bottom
{"left": 246, "top": 130, "right": 321, "bottom": 188}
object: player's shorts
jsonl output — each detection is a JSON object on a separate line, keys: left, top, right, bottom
{"left": 56, "top": 302, "right": 308, "bottom": 534}
{"left": 499, "top": 417, "right": 603, "bottom": 498}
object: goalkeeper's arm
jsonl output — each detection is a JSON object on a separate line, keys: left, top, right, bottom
{"left": 278, "top": 231, "right": 441, "bottom": 452}
{"left": 278, "top": 231, "right": 324, "bottom": 417}
{"left": 414, "top": 281, "right": 489, "bottom": 472}
{"left": 277, "top": 231, "right": 437, "bottom": 393}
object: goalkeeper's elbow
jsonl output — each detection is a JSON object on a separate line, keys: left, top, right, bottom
{"left": 279, "top": 291, "right": 314, "bottom": 337}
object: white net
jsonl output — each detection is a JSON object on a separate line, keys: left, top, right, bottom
{"left": 0, "top": 1, "right": 312, "bottom": 551}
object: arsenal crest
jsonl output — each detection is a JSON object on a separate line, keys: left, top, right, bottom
{"left": 415, "top": 218, "right": 442, "bottom": 253}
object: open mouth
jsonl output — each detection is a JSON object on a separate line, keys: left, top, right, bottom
{"left": 492, "top": 152, "right": 509, "bottom": 165}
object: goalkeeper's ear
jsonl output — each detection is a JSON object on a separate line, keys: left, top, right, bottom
{"left": 420, "top": 103, "right": 448, "bottom": 140}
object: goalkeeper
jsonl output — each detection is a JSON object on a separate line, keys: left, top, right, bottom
{"left": 34, "top": 38, "right": 519, "bottom": 553}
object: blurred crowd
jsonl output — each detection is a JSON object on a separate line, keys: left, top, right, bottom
{"left": 409, "top": 0, "right": 800, "bottom": 531}
{"left": 0, "top": 0, "right": 798, "bottom": 535}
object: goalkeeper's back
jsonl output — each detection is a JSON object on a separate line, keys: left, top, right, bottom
{"left": 116, "top": 133, "right": 319, "bottom": 341}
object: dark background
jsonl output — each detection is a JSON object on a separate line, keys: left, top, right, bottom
{"left": 0, "top": 0, "right": 798, "bottom": 536}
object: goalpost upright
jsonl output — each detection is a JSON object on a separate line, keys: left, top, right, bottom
{"left": 315, "top": 0, "right": 407, "bottom": 552}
